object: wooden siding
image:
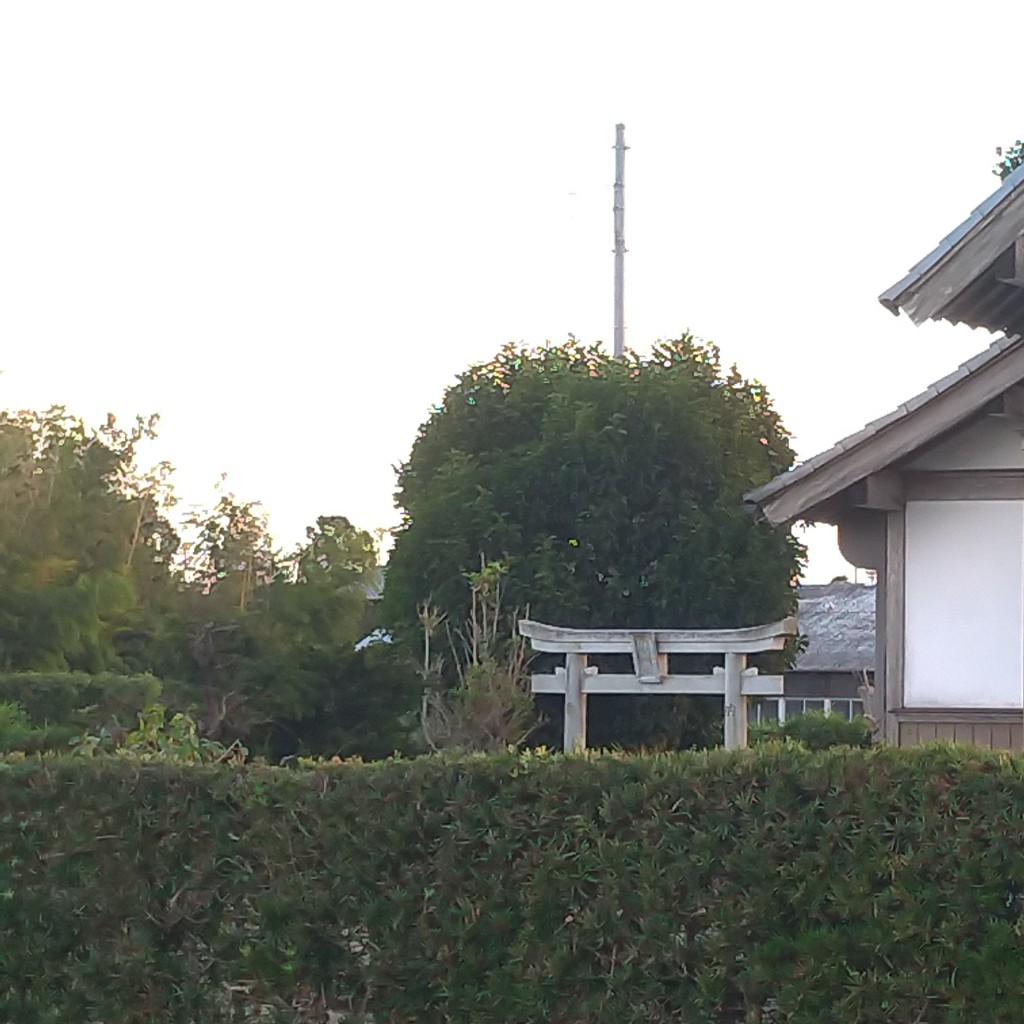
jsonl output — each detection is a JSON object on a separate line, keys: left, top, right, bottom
{"left": 895, "top": 709, "right": 1024, "bottom": 750}
{"left": 903, "top": 469, "right": 1024, "bottom": 500}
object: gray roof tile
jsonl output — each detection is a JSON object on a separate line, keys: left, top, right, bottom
{"left": 747, "top": 335, "right": 1023, "bottom": 505}
{"left": 965, "top": 347, "right": 999, "bottom": 372}
{"left": 929, "top": 364, "right": 970, "bottom": 391}
{"left": 880, "top": 164, "right": 1024, "bottom": 330}
{"left": 904, "top": 386, "right": 940, "bottom": 414}
{"left": 864, "top": 407, "right": 905, "bottom": 432}
{"left": 794, "top": 582, "right": 875, "bottom": 674}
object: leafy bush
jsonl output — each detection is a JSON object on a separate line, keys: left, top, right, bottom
{"left": 0, "top": 671, "right": 162, "bottom": 748}
{"left": 385, "top": 338, "right": 802, "bottom": 637}
{"left": 71, "top": 704, "right": 247, "bottom": 763}
{"left": 752, "top": 711, "right": 873, "bottom": 749}
{"left": 5, "top": 747, "right": 1024, "bottom": 1021}
{"left": 419, "top": 560, "right": 538, "bottom": 753}
{"left": 249, "top": 642, "right": 422, "bottom": 762}
{"left": 0, "top": 700, "right": 39, "bottom": 752}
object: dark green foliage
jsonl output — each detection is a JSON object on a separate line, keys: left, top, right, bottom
{"left": 177, "top": 510, "right": 420, "bottom": 757}
{"left": 0, "top": 701, "right": 36, "bottom": 752}
{"left": 384, "top": 337, "right": 802, "bottom": 750}
{"left": 0, "top": 408, "right": 178, "bottom": 674}
{"left": 386, "top": 337, "right": 802, "bottom": 640}
{"left": 0, "top": 404, "right": 415, "bottom": 761}
{"left": 251, "top": 642, "right": 421, "bottom": 761}
{"left": 0, "top": 671, "right": 162, "bottom": 751}
{"left": 994, "top": 139, "right": 1024, "bottom": 180}
{"left": 752, "top": 711, "right": 873, "bottom": 750}
{"left": 6, "top": 747, "right": 1024, "bottom": 1021}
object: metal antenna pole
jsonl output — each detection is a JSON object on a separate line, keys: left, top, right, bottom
{"left": 613, "top": 123, "right": 627, "bottom": 358}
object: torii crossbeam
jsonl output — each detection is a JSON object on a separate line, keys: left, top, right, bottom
{"left": 518, "top": 617, "right": 798, "bottom": 752}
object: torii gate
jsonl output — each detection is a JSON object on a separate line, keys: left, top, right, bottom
{"left": 518, "top": 617, "right": 798, "bottom": 751}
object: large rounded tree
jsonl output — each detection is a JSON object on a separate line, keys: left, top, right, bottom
{"left": 385, "top": 336, "right": 802, "bottom": 642}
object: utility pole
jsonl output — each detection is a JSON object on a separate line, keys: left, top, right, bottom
{"left": 613, "top": 123, "right": 627, "bottom": 358}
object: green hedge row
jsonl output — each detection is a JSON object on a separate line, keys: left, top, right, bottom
{"left": 4, "top": 746, "right": 1024, "bottom": 1022}
{"left": 0, "top": 671, "right": 162, "bottom": 751}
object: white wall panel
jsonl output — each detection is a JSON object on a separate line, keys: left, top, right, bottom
{"left": 904, "top": 500, "right": 1023, "bottom": 708}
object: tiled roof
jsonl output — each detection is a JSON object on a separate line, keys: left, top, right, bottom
{"left": 880, "top": 163, "right": 1024, "bottom": 334}
{"left": 794, "top": 582, "right": 874, "bottom": 674}
{"left": 746, "top": 333, "right": 1023, "bottom": 515}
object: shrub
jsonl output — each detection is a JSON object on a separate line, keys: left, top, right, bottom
{"left": 0, "top": 671, "right": 163, "bottom": 752}
{"left": 419, "top": 560, "right": 538, "bottom": 753}
{"left": 71, "top": 704, "right": 246, "bottom": 763}
{"left": 0, "top": 700, "right": 38, "bottom": 752}
{"left": 752, "top": 710, "right": 873, "bottom": 750}
{"left": 4, "top": 746, "right": 1024, "bottom": 1021}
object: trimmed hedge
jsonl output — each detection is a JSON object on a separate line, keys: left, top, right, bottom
{"left": 751, "top": 711, "right": 874, "bottom": 750}
{"left": 0, "top": 672, "right": 162, "bottom": 751}
{"left": 3, "top": 746, "right": 1024, "bottom": 1022}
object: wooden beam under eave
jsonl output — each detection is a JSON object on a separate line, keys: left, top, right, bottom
{"left": 903, "top": 469, "right": 1024, "bottom": 501}
{"left": 996, "top": 383, "right": 1024, "bottom": 421}
{"left": 836, "top": 508, "right": 885, "bottom": 570}
{"left": 801, "top": 498, "right": 845, "bottom": 525}
{"left": 996, "top": 236, "right": 1024, "bottom": 288}
{"left": 847, "top": 471, "right": 905, "bottom": 512}
{"left": 868, "top": 471, "right": 904, "bottom": 510}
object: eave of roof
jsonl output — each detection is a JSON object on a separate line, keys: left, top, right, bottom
{"left": 745, "top": 333, "right": 1024, "bottom": 524}
{"left": 880, "top": 163, "right": 1024, "bottom": 334}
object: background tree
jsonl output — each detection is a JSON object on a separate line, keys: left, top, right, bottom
{"left": 174, "top": 492, "right": 278, "bottom": 738}
{"left": 0, "top": 408, "right": 177, "bottom": 673}
{"left": 994, "top": 140, "right": 1024, "bottom": 180}
{"left": 175, "top": 503, "right": 419, "bottom": 757}
{"left": 243, "top": 515, "right": 419, "bottom": 760}
{"left": 383, "top": 336, "right": 803, "bottom": 748}
{"left": 0, "top": 405, "right": 419, "bottom": 761}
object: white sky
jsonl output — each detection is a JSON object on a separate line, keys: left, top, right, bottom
{"left": 1, "top": 2, "right": 1021, "bottom": 582}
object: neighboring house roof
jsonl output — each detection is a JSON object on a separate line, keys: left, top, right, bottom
{"left": 880, "top": 162, "right": 1024, "bottom": 334}
{"left": 355, "top": 627, "right": 392, "bottom": 651}
{"left": 745, "top": 332, "right": 1024, "bottom": 523}
{"left": 793, "top": 582, "right": 875, "bottom": 674}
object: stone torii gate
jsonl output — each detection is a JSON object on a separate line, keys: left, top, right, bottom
{"left": 518, "top": 617, "right": 798, "bottom": 752}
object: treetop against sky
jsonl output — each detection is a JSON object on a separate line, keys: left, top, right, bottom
{"left": 0, "top": 2, "right": 1016, "bottom": 581}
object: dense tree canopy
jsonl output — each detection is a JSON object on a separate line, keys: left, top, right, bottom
{"left": 385, "top": 336, "right": 803, "bottom": 640}
{"left": 0, "top": 334, "right": 805, "bottom": 757}
{"left": 187, "top": 510, "right": 418, "bottom": 759}
{"left": 0, "top": 408, "right": 176, "bottom": 673}
{"left": 0, "top": 409, "right": 419, "bottom": 760}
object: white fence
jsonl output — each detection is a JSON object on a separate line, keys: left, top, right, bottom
{"left": 751, "top": 697, "right": 864, "bottom": 724}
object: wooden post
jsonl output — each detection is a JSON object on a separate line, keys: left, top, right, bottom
{"left": 519, "top": 618, "right": 796, "bottom": 752}
{"left": 563, "top": 653, "right": 588, "bottom": 752}
{"left": 723, "top": 652, "right": 748, "bottom": 749}
{"left": 884, "top": 508, "right": 905, "bottom": 744}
